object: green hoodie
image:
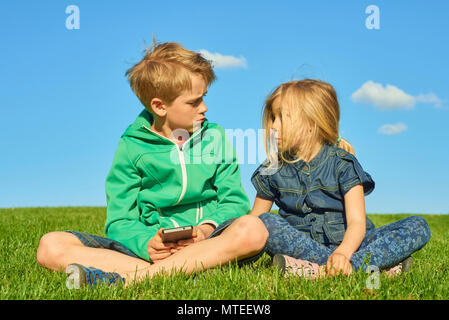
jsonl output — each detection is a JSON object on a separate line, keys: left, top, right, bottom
{"left": 104, "top": 109, "right": 250, "bottom": 261}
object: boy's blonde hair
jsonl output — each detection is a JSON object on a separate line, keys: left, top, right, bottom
{"left": 125, "top": 41, "right": 216, "bottom": 110}
{"left": 262, "top": 79, "right": 355, "bottom": 164}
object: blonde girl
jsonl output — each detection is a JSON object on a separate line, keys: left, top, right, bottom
{"left": 250, "top": 79, "right": 430, "bottom": 277}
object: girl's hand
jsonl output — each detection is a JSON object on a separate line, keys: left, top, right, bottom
{"left": 326, "top": 252, "right": 353, "bottom": 276}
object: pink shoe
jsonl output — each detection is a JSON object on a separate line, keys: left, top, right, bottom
{"left": 385, "top": 256, "right": 413, "bottom": 277}
{"left": 273, "top": 254, "right": 322, "bottom": 279}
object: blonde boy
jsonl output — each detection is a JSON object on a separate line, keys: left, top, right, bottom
{"left": 36, "top": 41, "right": 268, "bottom": 287}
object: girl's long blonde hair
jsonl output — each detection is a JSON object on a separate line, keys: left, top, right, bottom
{"left": 262, "top": 79, "right": 354, "bottom": 165}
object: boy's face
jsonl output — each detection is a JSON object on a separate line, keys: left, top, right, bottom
{"left": 165, "top": 73, "right": 208, "bottom": 135}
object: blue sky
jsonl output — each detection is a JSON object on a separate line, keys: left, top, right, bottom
{"left": 1, "top": 0, "right": 448, "bottom": 214}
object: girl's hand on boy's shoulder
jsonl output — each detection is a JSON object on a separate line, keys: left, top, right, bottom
{"left": 326, "top": 252, "right": 353, "bottom": 276}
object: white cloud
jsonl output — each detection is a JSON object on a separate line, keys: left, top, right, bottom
{"left": 415, "top": 93, "right": 443, "bottom": 108}
{"left": 198, "top": 49, "right": 247, "bottom": 69}
{"left": 351, "top": 81, "right": 415, "bottom": 109}
{"left": 351, "top": 81, "right": 443, "bottom": 109}
{"left": 378, "top": 122, "right": 408, "bottom": 135}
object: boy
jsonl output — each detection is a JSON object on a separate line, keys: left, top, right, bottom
{"left": 36, "top": 41, "right": 268, "bottom": 288}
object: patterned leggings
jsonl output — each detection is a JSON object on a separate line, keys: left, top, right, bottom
{"left": 258, "top": 213, "right": 431, "bottom": 271}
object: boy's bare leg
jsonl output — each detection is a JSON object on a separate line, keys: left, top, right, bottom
{"left": 36, "top": 215, "right": 268, "bottom": 284}
{"left": 124, "top": 215, "right": 268, "bottom": 284}
{"left": 36, "top": 231, "right": 151, "bottom": 273}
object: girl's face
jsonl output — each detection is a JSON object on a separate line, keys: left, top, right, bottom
{"left": 270, "top": 97, "right": 317, "bottom": 156}
{"left": 271, "top": 99, "right": 283, "bottom": 147}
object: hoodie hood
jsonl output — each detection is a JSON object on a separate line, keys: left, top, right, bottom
{"left": 123, "top": 109, "right": 209, "bottom": 146}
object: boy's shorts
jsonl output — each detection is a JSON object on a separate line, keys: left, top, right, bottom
{"left": 66, "top": 217, "right": 267, "bottom": 265}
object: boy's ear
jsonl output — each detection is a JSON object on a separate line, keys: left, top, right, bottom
{"left": 150, "top": 97, "right": 167, "bottom": 117}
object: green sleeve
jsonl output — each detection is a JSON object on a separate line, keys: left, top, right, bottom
{"left": 104, "top": 138, "right": 157, "bottom": 262}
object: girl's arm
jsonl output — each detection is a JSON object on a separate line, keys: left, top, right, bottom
{"left": 336, "top": 184, "right": 366, "bottom": 257}
{"left": 327, "top": 184, "right": 366, "bottom": 275}
{"left": 249, "top": 195, "right": 274, "bottom": 216}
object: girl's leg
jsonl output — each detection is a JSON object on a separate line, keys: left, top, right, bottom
{"left": 258, "top": 212, "right": 332, "bottom": 266}
{"left": 350, "top": 216, "right": 431, "bottom": 271}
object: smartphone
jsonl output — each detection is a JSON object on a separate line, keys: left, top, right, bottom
{"left": 161, "top": 226, "right": 194, "bottom": 243}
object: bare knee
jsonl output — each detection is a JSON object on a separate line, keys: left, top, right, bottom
{"left": 228, "top": 215, "right": 269, "bottom": 255}
{"left": 36, "top": 231, "right": 82, "bottom": 270}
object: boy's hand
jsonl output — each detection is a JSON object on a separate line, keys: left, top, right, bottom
{"left": 326, "top": 252, "right": 353, "bottom": 276}
{"left": 176, "top": 224, "right": 214, "bottom": 247}
{"left": 147, "top": 228, "right": 178, "bottom": 263}
{"left": 148, "top": 225, "right": 215, "bottom": 261}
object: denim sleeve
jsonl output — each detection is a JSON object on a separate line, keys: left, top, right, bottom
{"left": 251, "top": 163, "right": 277, "bottom": 200}
{"left": 336, "top": 150, "right": 375, "bottom": 196}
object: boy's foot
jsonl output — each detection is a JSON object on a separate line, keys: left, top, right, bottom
{"left": 385, "top": 256, "right": 413, "bottom": 277}
{"left": 65, "top": 263, "right": 125, "bottom": 289}
{"left": 273, "top": 254, "right": 323, "bottom": 279}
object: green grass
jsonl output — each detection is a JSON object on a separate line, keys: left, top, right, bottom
{"left": 1, "top": 207, "right": 448, "bottom": 300}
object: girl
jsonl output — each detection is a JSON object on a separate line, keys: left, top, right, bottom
{"left": 250, "top": 79, "right": 431, "bottom": 278}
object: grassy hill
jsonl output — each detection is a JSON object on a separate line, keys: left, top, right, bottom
{"left": 0, "top": 207, "right": 448, "bottom": 300}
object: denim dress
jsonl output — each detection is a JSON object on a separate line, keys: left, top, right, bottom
{"left": 251, "top": 144, "right": 375, "bottom": 249}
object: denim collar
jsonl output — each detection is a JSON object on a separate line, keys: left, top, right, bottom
{"left": 291, "top": 143, "right": 332, "bottom": 172}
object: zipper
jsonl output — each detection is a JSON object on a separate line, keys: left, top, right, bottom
{"left": 174, "top": 146, "right": 187, "bottom": 205}
{"left": 142, "top": 125, "right": 205, "bottom": 206}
